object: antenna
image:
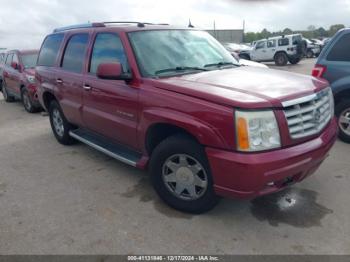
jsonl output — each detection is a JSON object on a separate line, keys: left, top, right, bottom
{"left": 188, "top": 19, "right": 194, "bottom": 28}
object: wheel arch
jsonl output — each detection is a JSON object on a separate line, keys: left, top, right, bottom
{"left": 42, "top": 91, "right": 58, "bottom": 111}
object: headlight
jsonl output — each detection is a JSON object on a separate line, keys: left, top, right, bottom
{"left": 235, "top": 110, "right": 281, "bottom": 152}
{"left": 26, "top": 75, "right": 35, "bottom": 83}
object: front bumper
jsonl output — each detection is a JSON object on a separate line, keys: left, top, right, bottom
{"left": 206, "top": 118, "right": 338, "bottom": 199}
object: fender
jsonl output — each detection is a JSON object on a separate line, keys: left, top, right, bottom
{"left": 331, "top": 76, "right": 350, "bottom": 99}
{"left": 138, "top": 107, "right": 230, "bottom": 154}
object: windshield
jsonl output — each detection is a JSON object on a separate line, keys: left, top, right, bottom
{"left": 129, "top": 30, "right": 239, "bottom": 77}
{"left": 21, "top": 53, "right": 38, "bottom": 69}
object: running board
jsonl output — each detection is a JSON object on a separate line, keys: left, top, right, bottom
{"left": 69, "top": 129, "right": 141, "bottom": 167}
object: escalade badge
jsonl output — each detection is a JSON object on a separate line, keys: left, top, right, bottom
{"left": 313, "top": 109, "right": 322, "bottom": 123}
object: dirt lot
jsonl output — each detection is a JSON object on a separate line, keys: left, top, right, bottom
{"left": 0, "top": 58, "right": 349, "bottom": 255}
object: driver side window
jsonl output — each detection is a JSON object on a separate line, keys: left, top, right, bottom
{"left": 256, "top": 41, "right": 266, "bottom": 50}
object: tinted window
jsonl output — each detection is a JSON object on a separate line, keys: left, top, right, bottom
{"left": 38, "top": 34, "right": 64, "bottom": 66}
{"left": 5, "top": 54, "right": 13, "bottom": 65}
{"left": 89, "top": 33, "right": 129, "bottom": 74}
{"left": 327, "top": 33, "right": 350, "bottom": 62}
{"left": 292, "top": 35, "right": 302, "bottom": 45}
{"left": 278, "top": 38, "right": 289, "bottom": 46}
{"left": 256, "top": 41, "right": 265, "bottom": 49}
{"left": 62, "top": 34, "right": 89, "bottom": 73}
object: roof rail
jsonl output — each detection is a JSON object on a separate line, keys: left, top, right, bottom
{"left": 102, "top": 21, "right": 169, "bottom": 27}
{"left": 53, "top": 23, "right": 105, "bottom": 33}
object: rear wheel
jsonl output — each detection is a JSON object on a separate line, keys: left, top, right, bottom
{"left": 150, "top": 135, "right": 220, "bottom": 214}
{"left": 336, "top": 99, "right": 350, "bottom": 143}
{"left": 21, "top": 88, "right": 38, "bottom": 113}
{"left": 274, "top": 52, "right": 288, "bottom": 66}
{"left": 306, "top": 50, "right": 314, "bottom": 58}
{"left": 49, "top": 100, "right": 76, "bottom": 145}
{"left": 1, "top": 82, "right": 15, "bottom": 102}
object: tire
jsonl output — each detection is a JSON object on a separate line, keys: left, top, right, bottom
{"left": 335, "top": 99, "right": 350, "bottom": 143}
{"left": 21, "top": 88, "right": 38, "bottom": 113}
{"left": 149, "top": 134, "right": 220, "bottom": 214}
{"left": 1, "top": 82, "right": 15, "bottom": 102}
{"left": 48, "top": 100, "right": 76, "bottom": 145}
{"left": 289, "top": 57, "right": 301, "bottom": 65}
{"left": 274, "top": 52, "right": 288, "bottom": 66}
{"left": 306, "top": 50, "right": 314, "bottom": 58}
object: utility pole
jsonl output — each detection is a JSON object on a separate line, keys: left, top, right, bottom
{"left": 242, "top": 19, "right": 245, "bottom": 43}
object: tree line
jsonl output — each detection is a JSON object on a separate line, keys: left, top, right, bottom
{"left": 244, "top": 24, "right": 346, "bottom": 43}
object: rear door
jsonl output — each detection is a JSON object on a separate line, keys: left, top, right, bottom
{"left": 82, "top": 32, "right": 139, "bottom": 149}
{"left": 55, "top": 33, "right": 90, "bottom": 127}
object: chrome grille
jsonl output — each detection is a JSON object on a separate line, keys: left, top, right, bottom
{"left": 283, "top": 88, "right": 333, "bottom": 139}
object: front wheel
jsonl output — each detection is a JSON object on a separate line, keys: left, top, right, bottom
{"left": 49, "top": 100, "right": 76, "bottom": 145}
{"left": 21, "top": 89, "right": 38, "bottom": 113}
{"left": 150, "top": 135, "right": 220, "bottom": 214}
{"left": 274, "top": 53, "right": 288, "bottom": 66}
{"left": 306, "top": 50, "right": 314, "bottom": 58}
{"left": 336, "top": 99, "right": 350, "bottom": 143}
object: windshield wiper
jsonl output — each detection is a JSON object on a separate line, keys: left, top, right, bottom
{"left": 204, "top": 61, "right": 238, "bottom": 68}
{"left": 155, "top": 66, "right": 208, "bottom": 75}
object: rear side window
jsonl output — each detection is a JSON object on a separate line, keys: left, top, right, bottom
{"left": 278, "top": 38, "right": 289, "bottom": 46}
{"left": 89, "top": 33, "right": 129, "bottom": 74}
{"left": 62, "top": 34, "right": 89, "bottom": 73}
{"left": 38, "top": 34, "right": 64, "bottom": 67}
{"left": 5, "top": 54, "right": 13, "bottom": 65}
{"left": 327, "top": 33, "right": 350, "bottom": 62}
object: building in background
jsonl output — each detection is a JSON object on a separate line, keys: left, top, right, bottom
{"left": 206, "top": 29, "right": 244, "bottom": 43}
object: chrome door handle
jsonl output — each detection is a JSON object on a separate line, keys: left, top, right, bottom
{"left": 56, "top": 78, "right": 63, "bottom": 84}
{"left": 83, "top": 84, "right": 91, "bottom": 91}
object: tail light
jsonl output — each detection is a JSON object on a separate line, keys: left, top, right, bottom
{"left": 312, "top": 64, "right": 327, "bottom": 78}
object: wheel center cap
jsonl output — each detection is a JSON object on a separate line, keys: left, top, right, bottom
{"left": 176, "top": 167, "right": 194, "bottom": 185}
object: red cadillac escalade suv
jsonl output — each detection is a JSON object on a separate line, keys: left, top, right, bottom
{"left": 1, "top": 50, "right": 41, "bottom": 113}
{"left": 36, "top": 22, "right": 337, "bottom": 213}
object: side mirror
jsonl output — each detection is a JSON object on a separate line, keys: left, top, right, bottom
{"left": 97, "top": 63, "right": 131, "bottom": 80}
{"left": 11, "top": 62, "right": 19, "bottom": 70}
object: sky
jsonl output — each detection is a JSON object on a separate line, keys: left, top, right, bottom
{"left": 0, "top": 0, "right": 349, "bottom": 49}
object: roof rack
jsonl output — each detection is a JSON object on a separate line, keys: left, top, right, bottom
{"left": 53, "top": 21, "right": 169, "bottom": 32}
{"left": 53, "top": 23, "right": 104, "bottom": 33}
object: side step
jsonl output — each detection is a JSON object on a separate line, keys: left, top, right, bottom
{"left": 69, "top": 129, "right": 142, "bottom": 167}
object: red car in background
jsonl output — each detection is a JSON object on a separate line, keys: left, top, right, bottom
{"left": 1, "top": 50, "right": 41, "bottom": 113}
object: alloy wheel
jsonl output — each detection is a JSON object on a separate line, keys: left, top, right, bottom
{"left": 339, "top": 108, "right": 350, "bottom": 136}
{"left": 162, "top": 154, "right": 208, "bottom": 201}
{"left": 52, "top": 108, "right": 64, "bottom": 137}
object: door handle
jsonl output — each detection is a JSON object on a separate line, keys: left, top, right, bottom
{"left": 83, "top": 84, "right": 91, "bottom": 91}
{"left": 56, "top": 78, "right": 63, "bottom": 84}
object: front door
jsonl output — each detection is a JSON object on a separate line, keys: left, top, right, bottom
{"left": 251, "top": 41, "right": 267, "bottom": 61}
{"left": 82, "top": 32, "right": 139, "bottom": 150}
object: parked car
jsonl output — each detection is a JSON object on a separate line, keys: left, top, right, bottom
{"left": 312, "top": 28, "right": 350, "bottom": 143}
{"left": 304, "top": 38, "right": 321, "bottom": 58}
{"left": 222, "top": 42, "right": 252, "bottom": 60}
{"left": 36, "top": 22, "right": 337, "bottom": 213}
{"left": 1, "top": 50, "right": 41, "bottom": 113}
{"left": 0, "top": 52, "right": 6, "bottom": 91}
{"left": 249, "top": 34, "right": 305, "bottom": 66}
{"left": 230, "top": 51, "right": 268, "bottom": 68}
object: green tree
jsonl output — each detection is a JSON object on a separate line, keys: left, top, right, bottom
{"left": 282, "top": 28, "right": 293, "bottom": 35}
{"left": 329, "top": 24, "right": 345, "bottom": 36}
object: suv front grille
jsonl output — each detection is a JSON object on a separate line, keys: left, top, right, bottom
{"left": 282, "top": 88, "right": 333, "bottom": 139}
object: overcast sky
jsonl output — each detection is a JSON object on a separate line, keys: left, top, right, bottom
{"left": 0, "top": 0, "right": 349, "bottom": 49}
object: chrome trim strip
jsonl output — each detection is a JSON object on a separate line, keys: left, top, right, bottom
{"left": 282, "top": 93, "right": 317, "bottom": 107}
{"left": 69, "top": 131, "right": 137, "bottom": 167}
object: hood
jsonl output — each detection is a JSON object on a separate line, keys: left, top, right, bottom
{"left": 239, "top": 59, "right": 269, "bottom": 68}
{"left": 24, "top": 68, "right": 35, "bottom": 76}
{"left": 149, "top": 66, "right": 329, "bottom": 109}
